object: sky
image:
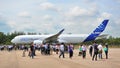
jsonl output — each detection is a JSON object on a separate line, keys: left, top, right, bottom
{"left": 0, "top": 0, "right": 120, "bottom": 37}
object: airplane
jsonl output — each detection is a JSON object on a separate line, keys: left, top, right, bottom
{"left": 11, "top": 19, "right": 109, "bottom": 44}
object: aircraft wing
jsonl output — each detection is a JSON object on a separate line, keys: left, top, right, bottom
{"left": 43, "top": 29, "right": 64, "bottom": 43}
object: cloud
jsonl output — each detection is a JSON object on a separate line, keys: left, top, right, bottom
{"left": 39, "top": 2, "right": 60, "bottom": 11}
{"left": 64, "top": 6, "right": 98, "bottom": 19}
{"left": 66, "top": 6, "right": 87, "bottom": 16}
{"left": 18, "top": 11, "right": 31, "bottom": 18}
{"left": 101, "top": 12, "right": 112, "bottom": 18}
{"left": 43, "top": 15, "right": 53, "bottom": 20}
{"left": 1, "top": 0, "right": 120, "bottom": 37}
{"left": 115, "top": 18, "right": 120, "bottom": 25}
{"left": 40, "top": 2, "right": 54, "bottom": 9}
{"left": 7, "top": 21, "right": 16, "bottom": 29}
{"left": 97, "top": 12, "right": 112, "bottom": 23}
{"left": 6, "top": 15, "right": 55, "bottom": 33}
{"left": 60, "top": 6, "right": 99, "bottom": 31}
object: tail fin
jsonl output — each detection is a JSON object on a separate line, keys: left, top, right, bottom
{"left": 83, "top": 19, "right": 109, "bottom": 42}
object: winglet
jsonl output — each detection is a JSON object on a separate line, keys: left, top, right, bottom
{"left": 83, "top": 19, "right": 109, "bottom": 42}
{"left": 58, "top": 29, "right": 65, "bottom": 35}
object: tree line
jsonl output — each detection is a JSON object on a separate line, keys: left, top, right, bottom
{"left": 0, "top": 31, "right": 120, "bottom": 46}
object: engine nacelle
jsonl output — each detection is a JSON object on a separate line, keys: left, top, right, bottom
{"left": 33, "top": 40, "right": 43, "bottom": 45}
{"left": 57, "top": 39, "right": 67, "bottom": 43}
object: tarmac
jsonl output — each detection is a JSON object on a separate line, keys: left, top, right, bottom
{"left": 0, "top": 48, "right": 120, "bottom": 68}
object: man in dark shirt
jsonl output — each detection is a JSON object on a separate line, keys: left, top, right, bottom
{"left": 30, "top": 43, "right": 34, "bottom": 59}
{"left": 92, "top": 42, "right": 98, "bottom": 61}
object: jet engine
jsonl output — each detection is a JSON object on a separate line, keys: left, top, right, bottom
{"left": 33, "top": 40, "right": 43, "bottom": 45}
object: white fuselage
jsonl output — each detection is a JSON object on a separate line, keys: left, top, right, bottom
{"left": 11, "top": 34, "right": 89, "bottom": 44}
{"left": 11, "top": 20, "right": 109, "bottom": 44}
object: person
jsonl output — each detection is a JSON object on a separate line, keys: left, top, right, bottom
{"left": 38, "top": 45, "right": 41, "bottom": 51}
{"left": 14, "top": 45, "right": 17, "bottom": 50}
{"left": 82, "top": 44, "right": 87, "bottom": 59}
{"left": 59, "top": 43, "right": 65, "bottom": 58}
{"left": 55, "top": 44, "right": 59, "bottom": 54}
{"left": 44, "top": 43, "right": 48, "bottom": 55}
{"left": 88, "top": 45, "right": 93, "bottom": 57}
{"left": 47, "top": 44, "right": 51, "bottom": 55}
{"left": 41, "top": 44, "right": 45, "bottom": 55}
{"left": 70, "top": 43, "right": 74, "bottom": 50}
{"left": 64, "top": 45, "right": 68, "bottom": 53}
{"left": 92, "top": 42, "right": 98, "bottom": 61}
{"left": 98, "top": 43, "right": 103, "bottom": 59}
{"left": 22, "top": 45, "right": 27, "bottom": 57}
{"left": 33, "top": 44, "right": 37, "bottom": 56}
{"left": 52, "top": 45, "right": 56, "bottom": 52}
{"left": 50, "top": 44, "right": 53, "bottom": 55}
{"left": 30, "top": 43, "right": 35, "bottom": 59}
{"left": 68, "top": 44, "right": 73, "bottom": 59}
{"left": 104, "top": 43, "right": 108, "bottom": 59}
{"left": 78, "top": 45, "right": 82, "bottom": 56}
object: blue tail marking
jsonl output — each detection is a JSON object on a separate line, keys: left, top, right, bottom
{"left": 83, "top": 20, "right": 109, "bottom": 42}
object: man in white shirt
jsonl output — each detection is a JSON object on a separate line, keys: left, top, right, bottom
{"left": 82, "top": 45, "right": 87, "bottom": 59}
{"left": 59, "top": 43, "right": 65, "bottom": 58}
{"left": 98, "top": 44, "right": 103, "bottom": 59}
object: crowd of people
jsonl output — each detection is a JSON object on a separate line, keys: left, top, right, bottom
{"left": 26, "top": 43, "right": 74, "bottom": 59}
{"left": 24, "top": 42, "right": 109, "bottom": 60}
{"left": 78, "top": 42, "right": 109, "bottom": 61}
{"left": 0, "top": 42, "right": 109, "bottom": 61}
{"left": 0, "top": 45, "right": 16, "bottom": 51}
